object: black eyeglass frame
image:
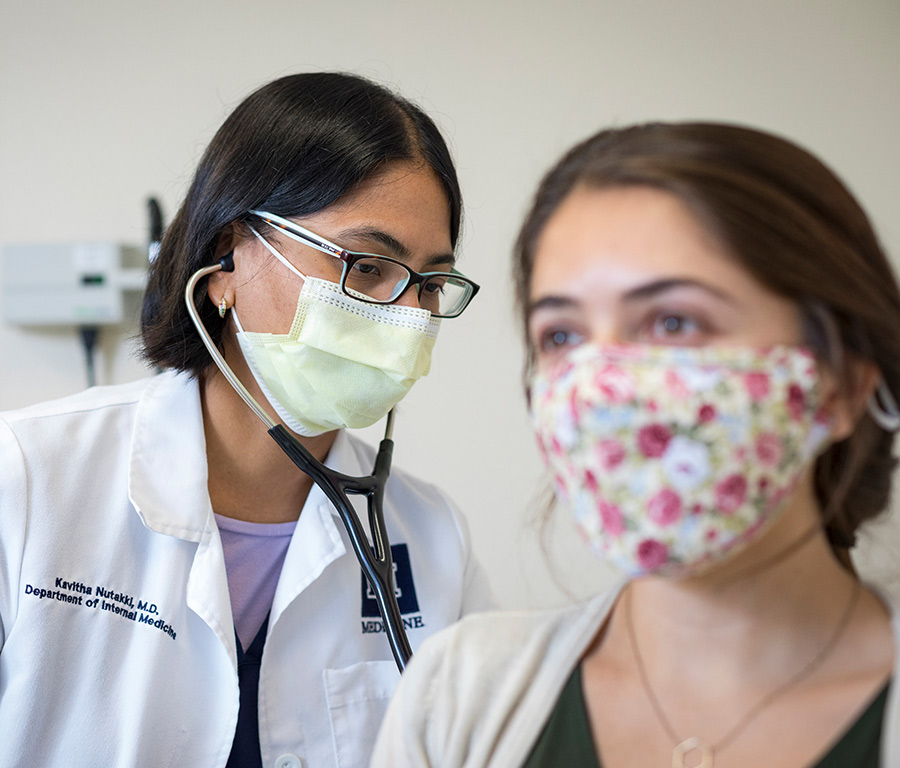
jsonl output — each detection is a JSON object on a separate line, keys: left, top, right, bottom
{"left": 249, "top": 210, "right": 480, "bottom": 318}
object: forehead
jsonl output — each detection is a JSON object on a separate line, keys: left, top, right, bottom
{"left": 263, "top": 160, "right": 455, "bottom": 267}
{"left": 316, "top": 161, "right": 451, "bottom": 236}
{"left": 529, "top": 185, "right": 761, "bottom": 301}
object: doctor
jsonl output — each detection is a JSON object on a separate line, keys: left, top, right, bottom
{"left": 0, "top": 72, "right": 492, "bottom": 768}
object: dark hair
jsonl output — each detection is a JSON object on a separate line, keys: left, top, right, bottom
{"left": 514, "top": 121, "right": 900, "bottom": 552}
{"left": 141, "top": 72, "right": 462, "bottom": 373}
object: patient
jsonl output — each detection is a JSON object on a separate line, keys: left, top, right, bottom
{"left": 372, "top": 122, "right": 900, "bottom": 767}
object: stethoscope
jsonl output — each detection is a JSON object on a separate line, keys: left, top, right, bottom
{"left": 185, "top": 252, "right": 413, "bottom": 671}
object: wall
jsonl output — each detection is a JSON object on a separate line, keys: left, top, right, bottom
{"left": 1, "top": 0, "right": 898, "bottom": 608}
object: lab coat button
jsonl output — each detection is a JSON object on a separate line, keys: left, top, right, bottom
{"left": 274, "top": 755, "right": 302, "bottom": 768}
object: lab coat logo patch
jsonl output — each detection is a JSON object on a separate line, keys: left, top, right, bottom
{"left": 360, "top": 543, "right": 421, "bottom": 631}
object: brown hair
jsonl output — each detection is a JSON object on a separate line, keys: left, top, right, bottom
{"left": 514, "top": 122, "right": 900, "bottom": 551}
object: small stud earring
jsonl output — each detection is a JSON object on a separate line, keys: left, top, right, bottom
{"left": 218, "top": 298, "right": 228, "bottom": 318}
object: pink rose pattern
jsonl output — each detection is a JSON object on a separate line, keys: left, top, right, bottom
{"left": 744, "top": 371, "right": 771, "bottom": 401}
{"left": 788, "top": 384, "right": 806, "bottom": 421}
{"left": 637, "top": 539, "right": 669, "bottom": 571}
{"left": 599, "top": 499, "right": 625, "bottom": 536}
{"left": 595, "top": 364, "right": 635, "bottom": 403}
{"left": 755, "top": 432, "right": 782, "bottom": 466}
{"left": 596, "top": 439, "right": 626, "bottom": 470}
{"left": 648, "top": 488, "right": 683, "bottom": 525}
{"left": 714, "top": 474, "right": 748, "bottom": 514}
{"left": 529, "top": 344, "right": 831, "bottom": 577}
{"left": 637, "top": 424, "right": 672, "bottom": 457}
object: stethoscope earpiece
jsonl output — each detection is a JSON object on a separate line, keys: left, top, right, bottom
{"left": 218, "top": 250, "right": 235, "bottom": 273}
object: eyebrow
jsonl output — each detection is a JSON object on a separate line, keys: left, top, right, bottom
{"left": 336, "top": 226, "right": 456, "bottom": 269}
{"left": 622, "top": 277, "right": 735, "bottom": 304}
{"left": 527, "top": 278, "right": 736, "bottom": 319}
{"left": 527, "top": 295, "right": 578, "bottom": 318}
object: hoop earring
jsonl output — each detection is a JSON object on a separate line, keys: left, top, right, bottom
{"left": 867, "top": 378, "right": 900, "bottom": 432}
{"left": 218, "top": 298, "right": 228, "bottom": 319}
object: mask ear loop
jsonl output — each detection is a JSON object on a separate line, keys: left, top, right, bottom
{"left": 867, "top": 378, "right": 900, "bottom": 432}
{"left": 247, "top": 224, "right": 308, "bottom": 281}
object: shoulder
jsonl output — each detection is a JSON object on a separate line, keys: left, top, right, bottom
{"left": 873, "top": 583, "right": 900, "bottom": 654}
{"left": 863, "top": 582, "right": 900, "bottom": 764}
{"left": 0, "top": 376, "right": 155, "bottom": 428}
{"left": 0, "top": 378, "right": 149, "bottom": 464}
{"left": 414, "top": 593, "right": 615, "bottom": 688}
{"left": 374, "top": 588, "right": 623, "bottom": 766}
{"left": 0, "top": 371, "right": 192, "bottom": 470}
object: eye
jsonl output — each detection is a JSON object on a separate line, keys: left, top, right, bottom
{"left": 422, "top": 277, "right": 447, "bottom": 296}
{"left": 351, "top": 260, "right": 382, "bottom": 278}
{"left": 647, "top": 312, "right": 704, "bottom": 342}
{"left": 534, "top": 326, "right": 585, "bottom": 355}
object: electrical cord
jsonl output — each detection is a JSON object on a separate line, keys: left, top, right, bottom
{"left": 148, "top": 197, "right": 163, "bottom": 264}
{"left": 80, "top": 326, "right": 99, "bottom": 388}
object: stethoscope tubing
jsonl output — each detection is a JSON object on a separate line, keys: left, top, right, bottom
{"left": 185, "top": 258, "right": 412, "bottom": 670}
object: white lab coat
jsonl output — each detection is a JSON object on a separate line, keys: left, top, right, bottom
{"left": 0, "top": 371, "right": 493, "bottom": 768}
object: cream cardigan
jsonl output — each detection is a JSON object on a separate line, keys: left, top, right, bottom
{"left": 372, "top": 582, "right": 900, "bottom": 767}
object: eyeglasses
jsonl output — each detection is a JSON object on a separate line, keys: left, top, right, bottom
{"left": 248, "top": 210, "right": 480, "bottom": 319}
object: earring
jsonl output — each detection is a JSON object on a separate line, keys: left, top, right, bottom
{"left": 218, "top": 297, "right": 228, "bottom": 318}
{"left": 867, "top": 378, "right": 900, "bottom": 432}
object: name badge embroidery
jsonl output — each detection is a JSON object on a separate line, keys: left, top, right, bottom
{"left": 23, "top": 577, "right": 177, "bottom": 640}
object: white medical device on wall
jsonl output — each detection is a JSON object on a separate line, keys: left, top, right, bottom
{"left": 1, "top": 242, "right": 147, "bottom": 327}
{"left": 1, "top": 241, "right": 150, "bottom": 388}
{"left": 1, "top": 198, "right": 161, "bottom": 388}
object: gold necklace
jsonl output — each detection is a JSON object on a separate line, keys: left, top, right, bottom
{"left": 625, "top": 580, "right": 861, "bottom": 768}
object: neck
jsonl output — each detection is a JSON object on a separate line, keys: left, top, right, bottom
{"left": 200, "top": 361, "right": 337, "bottom": 524}
{"left": 581, "top": 479, "right": 894, "bottom": 766}
{"left": 611, "top": 493, "right": 859, "bottom": 687}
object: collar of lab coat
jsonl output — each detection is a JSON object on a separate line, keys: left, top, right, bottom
{"left": 127, "top": 370, "right": 384, "bottom": 647}
{"left": 128, "top": 371, "right": 212, "bottom": 540}
{"left": 127, "top": 370, "right": 370, "bottom": 541}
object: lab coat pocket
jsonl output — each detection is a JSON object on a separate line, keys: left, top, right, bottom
{"left": 324, "top": 659, "right": 401, "bottom": 768}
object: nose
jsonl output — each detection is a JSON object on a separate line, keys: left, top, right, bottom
{"left": 587, "top": 319, "right": 621, "bottom": 347}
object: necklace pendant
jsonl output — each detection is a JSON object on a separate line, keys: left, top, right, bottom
{"left": 672, "top": 736, "right": 713, "bottom": 768}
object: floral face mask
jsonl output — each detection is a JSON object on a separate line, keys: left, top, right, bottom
{"left": 529, "top": 344, "right": 832, "bottom": 578}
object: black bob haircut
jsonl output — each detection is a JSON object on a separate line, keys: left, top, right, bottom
{"left": 140, "top": 72, "right": 462, "bottom": 375}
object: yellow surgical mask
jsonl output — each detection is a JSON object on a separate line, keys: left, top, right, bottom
{"left": 233, "top": 230, "right": 440, "bottom": 436}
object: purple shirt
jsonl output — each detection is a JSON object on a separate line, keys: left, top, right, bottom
{"left": 215, "top": 513, "right": 297, "bottom": 650}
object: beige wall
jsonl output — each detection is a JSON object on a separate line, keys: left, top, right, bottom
{"left": 1, "top": 0, "right": 898, "bottom": 607}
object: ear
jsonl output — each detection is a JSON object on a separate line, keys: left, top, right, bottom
{"left": 820, "top": 357, "right": 880, "bottom": 441}
{"left": 206, "top": 227, "right": 238, "bottom": 309}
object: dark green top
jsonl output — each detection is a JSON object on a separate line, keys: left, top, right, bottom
{"left": 524, "top": 665, "right": 888, "bottom": 768}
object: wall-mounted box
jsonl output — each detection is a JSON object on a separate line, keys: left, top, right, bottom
{"left": 1, "top": 242, "right": 147, "bottom": 326}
